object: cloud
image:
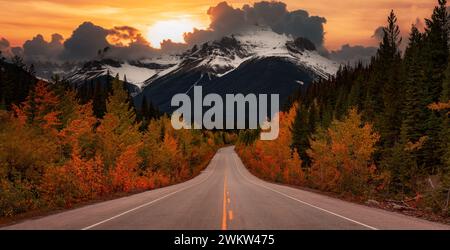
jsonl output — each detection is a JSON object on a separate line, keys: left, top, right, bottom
{"left": 61, "top": 22, "right": 110, "bottom": 61}
{"left": 372, "top": 26, "right": 384, "bottom": 42}
{"left": 274, "top": 10, "right": 326, "bottom": 47}
{"left": 12, "top": 1, "right": 328, "bottom": 62}
{"left": 329, "top": 44, "right": 377, "bottom": 65}
{"left": 0, "top": 37, "right": 10, "bottom": 50}
{"left": 20, "top": 22, "right": 166, "bottom": 62}
{"left": 184, "top": 1, "right": 327, "bottom": 48}
{"left": 23, "top": 33, "right": 64, "bottom": 61}
{"left": 0, "top": 37, "right": 23, "bottom": 58}
{"left": 160, "top": 39, "right": 189, "bottom": 54}
{"left": 108, "top": 26, "right": 149, "bottom": 47}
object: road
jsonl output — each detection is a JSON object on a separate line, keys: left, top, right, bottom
{"left": 3, "top": 146, "right": 449, "bottom": 230}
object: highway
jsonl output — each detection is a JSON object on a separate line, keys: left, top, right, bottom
{"left": 3, "top": 146, "right": 449, "bottom": 230}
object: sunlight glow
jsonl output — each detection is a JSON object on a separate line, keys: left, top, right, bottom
{"left": 147, "top": 18, "right": 203, "bottom": 48}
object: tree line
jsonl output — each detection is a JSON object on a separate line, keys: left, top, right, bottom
{"left": 238, "top": 0, "right": 450, "bottom": 215}
{"left": 0, "top": 76, "right": 232, "bottom": 217}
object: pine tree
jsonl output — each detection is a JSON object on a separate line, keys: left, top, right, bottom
{"left": 424, "top": 0, "right": 449, "bottom": 102}
{"left": 422, "top": 0, "right": 449, "bottom": 173}
{"left": 401, "top": 25, "right": 428, "bottom": 143}
{"left": 139, "top": 96, "right": 150, "bottom": 131}
{"left": 291, "top": 104, "right": 311, "bottom": 167}
{"left": 92, "top": 80, "right": 107, "bottom": 118}
{"left": 378, "top": 10, "right": 403, "bottom": 148}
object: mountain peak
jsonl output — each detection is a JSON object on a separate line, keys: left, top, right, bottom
{"left": 177, "top": 27, "right": 337, "bottom": 79}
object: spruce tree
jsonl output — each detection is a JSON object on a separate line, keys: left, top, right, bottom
{"left": 291, "top": 104, "right": 311, "bottom": 167}
{"left": 402, "top": 25, "right": 428, "bottom": 143}
{"left": 379, "top": 10, "right": 403, "bottom": 148}
{"left": 422, "top": 0, "right": 449, "bottom": 173}
{"left": 139, "top": 96, "right": 150, "bottom": 131}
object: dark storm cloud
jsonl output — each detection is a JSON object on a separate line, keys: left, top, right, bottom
{"left": 184, "top": 1, "right": 327, "bottom": 48}
{"left": 329, "top": 44, "right": 377, "bottom": 65}
{"left": 11, "top": 47, "right": 23, "bottom": 57}
{"left": 61, "top": 22, "right": 110, "bottom": 61}
{"left": 20, "top": 22, "right": 163, "bottom": 62}
{"left": 184, "top": 2, "right": 246, "bottom": 45}
{"left": 13, "top": 1, "right": 329, "bottom": 62}
{"left": 0, "top": 37, "right": 12, "bottom": 57}
{"left": 160, "top": 39, "right": 189, "bottom": 54}
{"left": 109, "top": 41, "right": 160, "bottom": 61}
{"left": 23, "top": 33, "right": 64, "bottom": 61}
{"left": 0, "top": 37, "right": 10, "bottom": 50}
{"left": 0, "top": 37, "right": 22, "bottom": 58}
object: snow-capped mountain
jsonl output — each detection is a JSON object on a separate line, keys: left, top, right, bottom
{"left": 58, "top": 27, "right": 338, "bottom": 113}
{"left": 144, "top": 28, "right": 336, "bottom": 85}
{"left": 136, "top": 27, "right": 338, "bottom": 112}
{"left": 63, "top": 57, "right": 179, "bottom": 91}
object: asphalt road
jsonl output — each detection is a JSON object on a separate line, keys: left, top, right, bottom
{"left": 3, "top": 146, "right": 449, "bottom": 230}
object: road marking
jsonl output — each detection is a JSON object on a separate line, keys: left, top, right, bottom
{"left": 82, "top": 156, "right": 219, "bottom": 230}
{"left": 229, "top": 210, "right": 234, "bottom": 221}
{"left": 232, "top": 155, "right": 378, "bottom": 230}
{"left": 222, "top": 171, "right": 228, "bottom": 230}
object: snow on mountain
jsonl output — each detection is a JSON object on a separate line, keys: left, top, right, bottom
{"left": 64, "top": 57, "right": 179, "bottom": 89}
{"left": 63, "top": 26, "right": 338, "bottom": 109}
{"left": 105, "top": 63, "right": 157, "bottom": 88}
{"left": 137, "top": 27, "right": 339, "bottom": 113}
{"left": 187, "top": 27, "right": 337, "bottom": 79}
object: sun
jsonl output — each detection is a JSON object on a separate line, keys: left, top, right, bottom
{"left": 147, "top": 18, "right": 203, "bottom": 48}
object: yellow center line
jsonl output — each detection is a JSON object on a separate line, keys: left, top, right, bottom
{"left": 221, "top": 171, "right": 227, "bottom": 230}
{"left": 228, "top": 210, "right": 233, "bottom": 221}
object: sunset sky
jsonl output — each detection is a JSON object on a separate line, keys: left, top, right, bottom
{"left": 0, "top": 0, "right": 437, "bottom": 50}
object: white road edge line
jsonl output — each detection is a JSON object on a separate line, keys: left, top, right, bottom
{"left": 232, "top": 154, "right": 379, "bottom": 230}
{"left": 82, "top": 156, "right": 218, "bottom": 230}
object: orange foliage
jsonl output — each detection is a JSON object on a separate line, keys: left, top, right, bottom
{"left": 41, "top": 146, "right": 107, "bottom": 207}
{"left": 59, "top": 102, "right": 97, "bottom": 148}
{"left": 1, "top": 81, "right": 222, "bottom": 218}
{"left": 307, "top": 108, "right": 381, "bottom": 195}
{"left": 110, "top": 144, "right": 143, "bottom": 192}
{"left": 237, "top": 104, "right": 304, "bottom": 185}
{"left": 12, "top": 81, "right": 61, "bottom": 132}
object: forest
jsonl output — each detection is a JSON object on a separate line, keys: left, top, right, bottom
{"left": 237, "top": 0, "right": 450, "bottom": 216}
{"left": 0, "top": 68, "right": 232, "bottom": 217}
{"left": 1, "top": 0, "right": 449, "bottom": 220}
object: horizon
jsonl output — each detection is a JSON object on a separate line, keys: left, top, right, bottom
{"left": 0, "top": 0, "right": 437, "bottom": 53}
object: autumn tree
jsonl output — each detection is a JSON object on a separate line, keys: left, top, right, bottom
{"left": 237, "top": 104, "right": 304, "bottom": 185}
{"left": 307, "top": 108, "right": 382, "bottom": 197}
{"left": 12, "top": 81, "right": 61, "bottom": 132}
{"left": 97, "top": 76, "right": 141, "bottom": 169}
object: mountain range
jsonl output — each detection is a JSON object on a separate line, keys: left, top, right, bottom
{"left": 39, "top": 27, "right": 339, "bottom": 113}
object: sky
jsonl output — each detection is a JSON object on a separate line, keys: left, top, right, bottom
{"left": 0, "top": 0, "right": 437, "bottom": 51}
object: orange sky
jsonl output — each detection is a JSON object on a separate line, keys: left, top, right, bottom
{"left": 0, "top": 0, "right": 437, "bottom": 50}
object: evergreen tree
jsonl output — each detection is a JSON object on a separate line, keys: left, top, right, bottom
{"left": 422, "top": 0, "right": 449, "bottom": 173}
{"left": 424, "top": 0, "right": 449, "bottom": 102}
{"left": 291, "top": 104, "right": 311, "bottom": 167}
{"left": 401, "top": 25, "right": 428, "bottom": 143}
{"left": 139, "top": 96, "right": 151, "bottom": 131}
{"left": 378, "top": 10, "right": 403, "bottom": 148}
{"left": 92, "top": 80, "right": 107, "bottom": 118}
